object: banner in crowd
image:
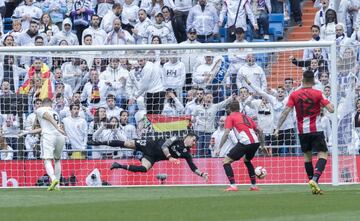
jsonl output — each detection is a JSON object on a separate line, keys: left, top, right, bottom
{"left": 146, "top": 114, "right": 191, "bottom": 132}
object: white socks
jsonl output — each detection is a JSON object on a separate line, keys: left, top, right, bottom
{"left": 54, "top": 160, "right": 61, "bottom": 181}
{"left": 44, "top": 159, "right": 56, "bottom": 181}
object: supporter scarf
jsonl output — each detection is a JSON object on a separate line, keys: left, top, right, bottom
{"left": 90, "top": 81, "right": 100, "bottom": 104}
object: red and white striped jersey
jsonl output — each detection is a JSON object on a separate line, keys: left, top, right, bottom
{"left": 287, "top": 87, "right": 330, "bottom": 134}
{"left": 225, "top": 112, "right": 259, "bottom": 145}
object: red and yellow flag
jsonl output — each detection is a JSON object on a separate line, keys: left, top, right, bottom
{"left": 18, "top": 64, "right": 52, "bottom": 98}
{"left": 146, "top": 114, "right": 191, "bottom": 132}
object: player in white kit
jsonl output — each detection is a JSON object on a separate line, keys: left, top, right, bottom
{"left": 31, "top": 98, "right": 66, "bottom": 191}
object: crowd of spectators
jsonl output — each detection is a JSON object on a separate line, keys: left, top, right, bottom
{"left": 0, "top": 0, "right": 359, "bottom": 160}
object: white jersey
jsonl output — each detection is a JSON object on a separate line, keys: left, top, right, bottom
{"left": 35, "top": 106, "right": 61, "bottom": 136}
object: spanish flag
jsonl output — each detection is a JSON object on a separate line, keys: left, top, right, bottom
{"left": 18, "top": 64, "right": 51, "bottom": 96}
{"left": 146, "top": 114, "right": 191, "bottom": 132}
{"left": 39, "top": 78, "right": 53, "bottom": 100}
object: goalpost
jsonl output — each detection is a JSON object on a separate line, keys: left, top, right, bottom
{"left": 0, "top": 41, "right": 358, "bottom": 187}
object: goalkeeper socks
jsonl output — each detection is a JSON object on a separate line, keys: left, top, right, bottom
{"left": 128, "top": 165, "right": 148, "bottom": 172}
{"left": 223, "top": 164, "right": 235, "bottom": 185}
{"left": 304, "top": 162, "right": 314, "bottom": 180}
{"left": 244, "top": 161, "right": 256, "bottom": 185}
{"left": 313, "top": 158, "right": 327, "bottom": 182}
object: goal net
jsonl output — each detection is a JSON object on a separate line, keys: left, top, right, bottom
{"left": 0, "top": 42, "right": 358, "bottom": 187}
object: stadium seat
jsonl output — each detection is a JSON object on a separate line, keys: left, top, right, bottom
{"left": 3, "top": 17, "right": 12, "bottom": 34}
{"left": 269, "top": 13, "right": 284, "bottom": 40}
{"left": 219, "top": 27, "right": 227, "bottom": 43}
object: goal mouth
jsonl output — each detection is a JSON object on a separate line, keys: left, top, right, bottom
{"left": 0, "top": 41, "right": 358, "bottom": 187}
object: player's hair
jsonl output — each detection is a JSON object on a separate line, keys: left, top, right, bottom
{"left": 69, "top": 103, "right": 80, "bottom": 110}
{"left": 42, "top": 98, "right": 53, "bottom": 105}
{"left": 302, "top": 70, "right": 315, "bottom": 84}
{"left": 228, "top": 100, "right": 240, "bottom": 112}
{"left": 185, "top": 132, "right": 199, "bottom": 140}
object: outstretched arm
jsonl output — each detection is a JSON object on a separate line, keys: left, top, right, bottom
{"left": 184, "top": 154, "right": 208, "bottom": 182}
{"left": 274, "top": 106, "right": 292, "bottom": 137}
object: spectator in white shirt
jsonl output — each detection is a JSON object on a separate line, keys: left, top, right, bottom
{"left": 219, "top": 0, "right": 258, "bottom": 42}
{"left": 192, "top": 92, "right": 235, "bottom": 157}
{"left": 17, "top": 20, "right": 47, "bottom": 47}
{"left": 105, "top": 17, "right": 135, "bottom": 45}
{"left": 122, "top": 0, "right": 139, "bottom": 29}
{"left": 100, "top": 3, "right": 126, "bottom": 33}
{"left": 105, "top": 94, "right": 123, "bottom": 119}
{"left": 162, "top": 53, "right": 186, "bottom": 99}
{"left": 50, "top": 18, "right": 79, "bottom": 45}
{"left": 0, "top": 134, "right": 13, "bottom": 160}
{"left": 211, "top": 116, "right": 238, "bottom": 157}
{"left": 92, "top": 116, "right": 127, "bottom": 159}
{"left": 187, "top": 0, "right": 219, "bottom": 43}
{"left": 100, "top": 57, "right": 130, "bottom": 107}
{"left": 162, "top": 89, "right": 184, "bottom": 116}
{"left": 63, "top": 103, "right": 88, "bottom": 158}
{"left": 320, "top": 8, "right": 338, "bottom": 41}
{"left": 236, "top": 53, "right": 267, "bottom": 94}
{"left": 81, "top": 69, "right": 111, "bottom": 109}
{"left": 133, "top": 8, "right": 152, "bottom": 44}
{"left": 145, "top": 11, "right": 174, "bottom": 44}
{"left": 82, "top": 14, "right": 107, "bottom": 45}
{"left": 12, "top": 0, "right": 43, "bottom": 30}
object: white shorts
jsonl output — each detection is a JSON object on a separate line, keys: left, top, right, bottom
{"left": 40, "top": 134, "right": 65, "bottom": 160}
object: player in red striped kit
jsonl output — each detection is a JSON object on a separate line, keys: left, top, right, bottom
{"left": 218, "top": 100, "right": 268, "bottom": 192}
{"left": 275, "top": 70, "right": 334, "bottom": 194}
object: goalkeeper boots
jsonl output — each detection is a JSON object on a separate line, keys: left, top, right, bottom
{"left": 309, "top": 180, "right": 322, "bottom": 195}
{"left": 47, "top": 179, "right": 59, "bottom": 191}
{"left": 225, "top": 185, "right": 238, "bottom": 192}
{"left": 110, "top": 162, "right": 123, "bottom": 170}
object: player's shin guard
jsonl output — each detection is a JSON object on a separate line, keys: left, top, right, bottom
{"left": 313, "top": 158, "right": 327, "bottom": 182}
{"left": 305, "top": 162, "right": 314, "bottom": 180}
{"left": 244, "top": 161, "right": 256, "bottom": 185}
{"left": 128, "top": 165, "right": 148, "bottom": 172}
{"left": 223, "top": 163, "right": 235, "bottom": 185}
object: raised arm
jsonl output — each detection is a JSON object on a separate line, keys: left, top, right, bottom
{"left": 274, "top": 106, "right": 292, "bottom": 137}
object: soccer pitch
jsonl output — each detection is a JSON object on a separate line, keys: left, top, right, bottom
{"left": 1, "top": 185, "right": 359, "bottom": 221}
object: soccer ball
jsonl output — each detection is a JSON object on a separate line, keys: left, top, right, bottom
{"left": 255, "top": 166, "right": 267, "bottom": 179}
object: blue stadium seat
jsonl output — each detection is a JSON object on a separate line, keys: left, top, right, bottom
{"left": 3, "top": 17, "right": 12, "bottom": 34}
{"left": 219, "top": 27, "right": 227, "bottom": 42}
{"left": 268, "top": 13, "right": 284, "bottom": 40}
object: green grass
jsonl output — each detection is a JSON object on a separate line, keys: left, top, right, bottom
{"left": 1, "top": 185, "right": 360, "bottom": 221}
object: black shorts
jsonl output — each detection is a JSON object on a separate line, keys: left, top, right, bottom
{"left": 227, "top": 143, "right": 260, "bottom": 161}
{"left": 134, "top": 139, "right": 164, "bottom": 164}
{"left": 298, "top": 132, "right": 328, "bottom": 153}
